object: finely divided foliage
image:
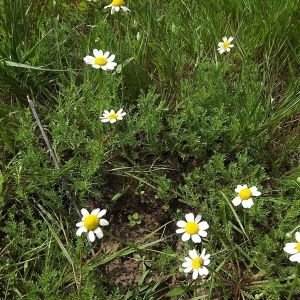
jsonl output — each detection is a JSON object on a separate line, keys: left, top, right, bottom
{"left": 0, "top": 0, "right": 299, "bottom": 299}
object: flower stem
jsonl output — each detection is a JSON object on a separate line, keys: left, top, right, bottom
{"left": 287, "top": 264, "right": 300, "bottom": 300}
{"left": 27, "top": 95, "right": 81, "bottom": 217}
{"left": 102, "top": 228, "right": 138, "bottom": 249}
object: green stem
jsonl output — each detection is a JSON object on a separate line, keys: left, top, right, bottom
{"left": 287, "top": 264, "right": 300, "bottom": 300}
{"left": 116, "top": 15, "right": 125, "bottom": 103}
{"left": 102, "top": 228, "right": 139, "bottom": 250}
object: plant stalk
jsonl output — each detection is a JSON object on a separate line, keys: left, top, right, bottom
{"left": 287, "top": 263, "right": 300, "bottom": 300}
{"left": 27, "top": 95, "right": 81, "bottom": 217}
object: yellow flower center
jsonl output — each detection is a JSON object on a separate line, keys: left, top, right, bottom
{"left": 94, "top": 57, "right": 107, "bottom": 66}
{"left": 223, "top": 41, "right": 230, "bottom": 49}
{"left": 83, "top": 215, "right": 100, "bottom": 231}
{"left": 296, "top": 243, "right": 300, "bottom": 252}
{"left": 185, "top": 222, "right": 199, "bottom": 235}
{"left": 108, "top": 113, "right": 118, "bottom": 120}
{"left": 111, "top": 0, "right": 125, "bottom": 6}
{"left": 239, "top": 188, "right": 252, "bottom": 200}
{"left": 192, "top": 256, "right": 202, "bottom": 269}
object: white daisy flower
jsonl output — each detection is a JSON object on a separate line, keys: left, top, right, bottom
{"left": 218, "top": 36, "right": 234, "bottom": 54}
{"left": 104, "top": 0, "right": 130, "bottom": 15}
{"left": 76, "top": 208, "right": 109, "bottom": 242}
{"left": 83, "top": 49, "right": 117, "bottom": 70}
{"left": 284, "top": 231, "right": 300, "bottom": 263}
{"left": 182, "top": 248, "right": 211, "bottom": 280}
{"left": 176, "top": 213, "right": 209, "bottom": 243}
{"left": 232, "top": 184, "right": 261, "bottom": 209}
{"left": 100, "top": 108, "right": 126, "bottom": 123}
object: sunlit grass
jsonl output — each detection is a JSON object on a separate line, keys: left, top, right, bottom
{"left": 0, "top": 0, "right": 299, "bottom": 298}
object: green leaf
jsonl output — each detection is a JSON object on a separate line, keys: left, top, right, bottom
{"left": 165, "top": 287, "right": 185, "bottom": 297}
{"left": 116, "top": 57, "right": 134, "bottom": 73}
{"left": 0, "top": 171, "right": 3, "bottom": 194}
{"left": 4, "top": 60, "right": 70, "bottom": 72}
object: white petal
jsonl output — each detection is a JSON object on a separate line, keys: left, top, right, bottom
{"left": 97, "top": 209, "right": 107, "bottom": 218}
{"left": 104, "top": 66, "right": 114, "bottom": 71}
{"left": 242, "top": 199, "right": 254, "bottom": 208}
{"left": 91, "top": 208, "right": 100, "bottom": 216}
{"left": 252, "top": 190, "right": 261, "bottom": 197}
{"left": 191, "top": 234, "right": 201, "bottom": 243}
{"left": 295, "top": 232, "right": 300, "bottom": 242}
{"left": 109, "top": 119, "right": 117, "bottom": 123}
{"left": 250, "top": 186, "right": 261, "bottom": 196}
{"left": 284, "top": 243, "right": 298, "bottom": 254}
{"left": 88, "top": 231, "right": 95, "bottom": 242}
{"left": 199, "top": 266, "right": 209, "bottom": 276}
{"left": 228, "top": 37, "right": 234, "bottom": 42}
{"left": 184, "top": 266, "right": 192, "bottom": 273}
{"left": 117, "top": 114, "right": 126, "bottom": 119}
{"left": 203, "top": 253, "right": 211, "bottom": 261}
{"left": 104, "top": 51, "right": 110, "bottom": 58}
{"left": 99, "top": 219, "right": 109, "bottom": 226}
{"left": 182, "top": 259, "right": 192, "bottom": 268}
{"left": 176, "top": 228, "right": 186, "bottom": 234}
{"left": 100, "top": 118, "right": 110, "bottom": 123}
{"left": 182, "top": 262, "right": 191, "bottom": 268}
{"left": 235, "top": 185, "right": 245, "bottom": 193}
{"left": 92, "top": 49, "right": 99, "bottom": 57}
{"left": 83, "top": 56, "right": 95, "bottom": 64}
{"left": 189, "top": 249, "right": 198, "bottom": 259}
{"left": 107, "top": 54, "right": 115, "bottom": 61}
{"left": 115, "top": 6, "right": 120, "bottom": 12}
{"left": 199, "top": 221, "right": 209, "bottom": 231}
{"left": 184, "top": 257, "right": 192, "bottom": 263}
{"left": 94, "top": 227, "right": 104, "bottom": 239}
{"left": 182, "top": 232, "right": 190, "bottom": 241}
{"left": 91, "top": 64, "right": 101, "bottom": 69}
{"left": 232, "top": 197, "right": 241, "bottom": 206}
{"left": 81, "top": 208, "right": 89, "bottom": 217}
{"left": 104, "top": 5, "right": 112, "bottom": 9}
{"left": 105, "top": 63, "right": 116, "bottom": 70}
{"left": 185, "top": 213, "right": 195, "bottom": 222}
{"left": 194, "top": 214, "right": 202, "bottom": 223}
{"left": 290, "top": 253, "right": 300, "bottom": 263}
{"left": 76, "top": 221, "right": 83, "bottom": 227}
{"left": 198, "top": 230, "right": 207, "bottom": 237}
{"left": 222, "top": 36, "right": 227, "bottom": 42}
{"left": 76, "top": 227, "right": 87, "bottom": 236}
{"left": 119, "top": 111, "right": 126, "bottom": 117}
{"left": 203, "top": 258, "right": 210, "bottom": 266}
{"left": 192, "top": 270, "right": 199, "bottom": 280}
